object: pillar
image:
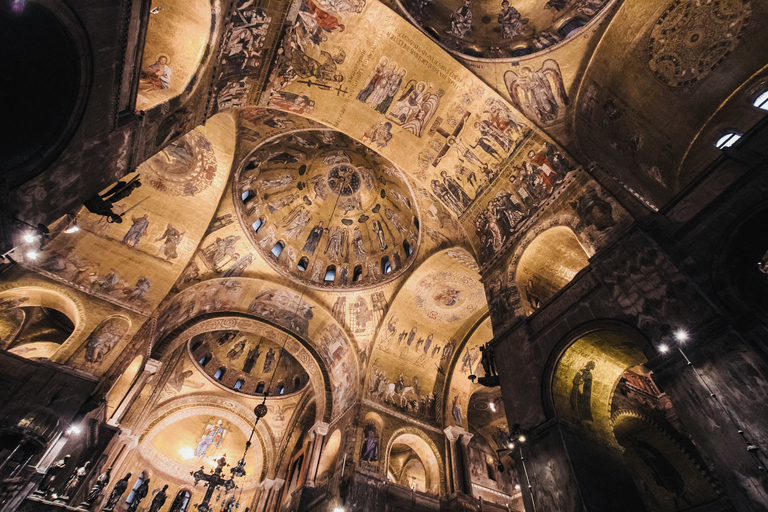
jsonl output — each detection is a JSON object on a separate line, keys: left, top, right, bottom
{"left": 458, "top": 431, "right": 474, "bottom": 497}
{"left": 107, "top": 358, "right": 161, "bottom": 426}
{"left": 254, "top": 479, "right": 274, "bottom": 512}
{"left": 444, "top": 426, "right": 464, "bottom": 495}
{"left": 264, "top": 478, "right": 284, "bottom": 512}
{"left": 304, "top": 421, "right": 329, "bottom": 487}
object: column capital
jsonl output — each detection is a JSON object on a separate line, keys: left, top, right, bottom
{"left": 144, "top": 358, "right": 162, "bottom": 374}
{"left": 311, "top": 421, "right": 329, "bottom": 436}
{"left": 444, "top": 425, "right": 466, "bottom": 442}
{"left": 272, "top": 478, "right": 285, "bottom": 490}
{"left": 459, "top": 432, "right": 474, "bottom": 446}
{"left": 260, "top": 478, "right": 275, "bottom": 490}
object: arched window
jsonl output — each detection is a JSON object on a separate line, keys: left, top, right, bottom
{"left": 559, "top": 18, "right": 586, "bottom": 38}
{"left": 381, "top": 256, "right": 391, "bottom": 274}
{"left": 255, "top": 381, "right": 265, "bottom": 394}
{"left": 276, "top": 382, "right": 285, "bottom": 395}
{"left": 245, "top": 160, "right": 258, "bottom": 170}
{"left": 324, "top": 265, "right": 336, "bottom": 282}
{"left": 294, "top": 376, "right": 301, "bottom": 390}
{"left": 252, "top": 218, "right": 264, "bottom": 233}
{"left": 241, "top": 190, "right": 255, "bottom": 203}
{"left": 353, "top": 265, "right": 363, "bottom": 282}
{"left": 198, "top": 354, "right": 212, "bottom": 367}
{"left": 126, "top": 472, "right": 147, "bottom": 504}
{"left": 214, "top": 367, "right": 225, "bottom": 380}
{"left": 234, "top": 379, "right": 244, "bottom": 390}
{"left": 297, "top": 257, "right": 309, "bottom": 271}
{"left": 413, "top": 216, "right": 419, "bottom": 231}
{"left": 403, "top": 240, "right": 413, "bottom": 257}
{"left": 191, "top": 339, "right": 203, "bottom": 351}
{"left": 271, "top": 241, "right": 284, "bottom": 258}
{"left": 753, "top": 89, "right": 768, "bottom": 110}
{"left": 715, "top": 131, "right": 742, "bottom": 149}
{"left": 169, "top": 490, "right": 191, "bottom": 512}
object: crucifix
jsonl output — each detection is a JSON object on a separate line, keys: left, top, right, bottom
{"left": 191, "top": 456, "right": 235, "bottom": 512}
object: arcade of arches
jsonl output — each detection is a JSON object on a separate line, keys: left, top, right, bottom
{"left": 0, "top": 0, "right": 767, "bottom": 511}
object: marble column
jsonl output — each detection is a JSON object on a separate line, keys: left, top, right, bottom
{"left": 254, "top": 479, "right": 274, "bottom": 512}
{"left": 458, "top": 431, "right": 474, "bottom": 497}
{"left": 107, "top": 358, "right": 161, "bottom": 426}
{"left": 304, "top": 421, "right": 329, "bottom": 487}
{"left": 443, "top": 426, "right": 464, "bottom": 495}
{"left": 264, "top": 478, "right": 284, "bottom": 512}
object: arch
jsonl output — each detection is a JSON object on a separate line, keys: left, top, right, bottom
{"left": 316, "top": 429, "right": 341, "bottom": 484}
{"left": 106, "top": 354, "right": 144, "bottom": 420}
{"left": 169, "top": 489, "right": 192, "bottom": 512}
{"left": 544, "top": 322, "right": 651, "bottom": 437}
{"left": 135, "top": 0, "right": 213, "bottom": 110}
{"left": 384, "top": 429, "right": 443, "bottom": 496}
{"left": 515, "top": 226, "right": 590, "bottom": 315}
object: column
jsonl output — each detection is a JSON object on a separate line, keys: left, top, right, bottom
{"left": 107, "top": 359, "right": 161, "bottom": 426}
{"left": 264, "top": 478, "right": 284, "bottom": 512}
{"left": 443, "top": 426, "right": 463, "bottom": 495}
{"left": 458, "top": 431, "right": 474, "bottom": 497}
{"left": 254, "top": 479, "right": 274, "bottom": 512}
{"left": 304, "top": 421, "right": 329, "bottom": 487}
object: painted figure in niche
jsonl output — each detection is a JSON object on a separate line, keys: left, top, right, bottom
{"left": 570, "top": 361, "right": 595, "bottom": 421}
{"left": 362, "top": 121, "right": 393, "bottom": 149}
{"left": 148, "top": 485, "right": 168, "bottom": 512}
{"left": 449, "top": 0, "right": 473, "bottom": 39}
{"left": 388, "top": 81, "right": 441, "bottom": 137}
{"left": 361, "top": 421, "right": 379, "bottom": 461}
{"left": 371, "top": 220, "right": 387, "bottom": 251}
{"left": 227, "top": 338, "right": 247, "bottom": 360}
{"left": 261, "top": 174, "right": 294, "bottom": 191}
{"left": 61, "top": 461, "right": 89, "bottom": 500}
{"left": 156, "top": 224, "right": 185, "bottom": 261}
{"left": 352, "top": 227, "right": 366, "bottom": 260}
{"left": 283, "top": 207, "right": 312, "bottom": 239}
{"left": 303, "top": 222, "right": 325, "bottom": 254}
{"left": 350, "top": 296, "right": 371, "bottom": 333}
{"left": 268, "top": 193, "right": 299, "bottom": 213}
{"left": 339, "top": 266, "right": 349, "bottom": 285}
{"left": 498, "top": 0, "right": 524, "bottom": 39}
{"left": 122, "top": 213, "right": 149, "bottom": 248}
{"left": 126, "top": 478, "right": 149, "bottom": 512}
{"left": 84, "top": 317, "right": 129, "bottom": 364}
{"left": 243, "top": 344, "right": 261, "bottom": 373}
{"left": 194, "top": 420, "right": 226, "bottom": 458}
{"left": 311, "top": 261, "right": 325, "bottom": 281}
{"left": 127, "top": 277, "right": 151, "bottom": 303}
{"left": 504, "top": 60, "right": 569, "bottom": 124}
{"left": 324, "top": 226, "right": 347, "bottom": 261}
{"left": 217, "top": 332, "right": 237, "bottom": 346}
{"left": 452, "top": 395, "right": 463, "bottom": 426}
{"left": 139, "top": 55, "right": 171, "bottom": 92}
{"left": 571, "top": 189, "right": 616, "bottom": 232}
{"left": 263, "top": 348, "right": 277, "bottom": 373}
{"left": 384, "top": 208, "right": 406, "bottom": 233}
{"left": 204, "top": 235, "right": 241, "bottom": 271}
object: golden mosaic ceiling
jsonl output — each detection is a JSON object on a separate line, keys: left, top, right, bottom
{"left": 235, "top": 129, "right": 420, "bottom": 289}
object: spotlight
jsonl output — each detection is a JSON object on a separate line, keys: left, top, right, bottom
{"left": 23, "top": 233, "right": 35, "bottom": 243}
{"left": 66, "top": 425, "right": 81, "bottom": 435}
{"left": 334, "top": 507, "right": 345, "bottom": 512}
{"left": 489, "top": 402, "right": 497, "bottom": 412}
{"left": 507, "top": 441, "right": 515, "bottom": 450}
{"left": 518, "top": 435, "right": 526, "bottom": 443}
{"left": 658, "top": 344, "right": 669, "bottom": 354}
{"left": 674, "top": 329, "right": 688, "bottom": 343}
{"left": 26, "top": 251, "right": 38, "bottom": 260}
{"left": 64, "top": 225, "right": 79, "bottom": 234}
{"left": 514, "top": 484, "right": 521, "bottom": 491}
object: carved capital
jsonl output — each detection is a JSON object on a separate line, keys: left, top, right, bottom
{"left": 443, "top": 426, "right": 466, "bottom": 443}
{"left": 272, "top": 478, "right": 285, "bottom": 490}
{"left": 459, "top": 432, "right": 474, "bottom": 446}
{"left": 311, "top": 421, "right": 329, "bottom": 437}
{"left": 144, "top": 358, "right": 162, "bottom": 374}
{"left": 260, "top": 478, "right": 275, "bottom": 490}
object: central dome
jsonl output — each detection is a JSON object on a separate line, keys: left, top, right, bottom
{"left": 236, "top": 129, "right": 420, "bottom": 289}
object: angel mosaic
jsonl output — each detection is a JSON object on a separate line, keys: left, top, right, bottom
{"left": 504, "top": 59, "right": 569, "bottom": 124}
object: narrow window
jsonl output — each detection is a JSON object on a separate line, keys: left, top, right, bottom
{"left": 353, "top": 265, "right": 363, "bottom": 282}
{"left": 126, "top": 472, "right": 147, "bottom": 504}
{"left": 255, "top": 381, "right": 265, "bottom": 394}
{"left": 559, "top": 18, "right": 585, "bottom": 38}
{"left": 413, "top": 216, "right": 419, "bottom": 231}
{"left": 276, "top": 382, "right": 285, "bottom": 395}
{"left": 297, "top": 257, "right": 309, "bottom": 271}
{"left": 234, "top": 379, "right": 244, "bottom": 390}
{"left": 294, "top": 376, "right": 301, "bottom": 390}
{"left": 324, "top": 265, "right": 336, "bottom": 282}
{"left": 381, "top": 256, "right": 391, "bottom": 274}
{"left": 753, "top": 90, "right": 768, "bottom": 111}
{"left": 252, "top": 218, "right": 264, "bottom": 233}
{"left": 214, "top": 367, "right": 225, "bottom": 380}
{"left": 403, "top": 240, "right": 413, "bottom": 257}
{"left": 241, "top": 190, "right": 255, "bottom": 203}
{"left": 199, "top": 354, "right": 212, "bottom": 367}
{"left": 271, "top": 241, "right": 284, "bottom": 258}
{"left": 191, "top": 339, "right": 203, "bottom": 351}
{"left": 715, "top": 132, "right": 742, "bottom": 149}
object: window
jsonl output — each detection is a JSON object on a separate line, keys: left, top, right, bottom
{"left": 245, "top": 160, "right": 258, "bottom": 170}
{"left": 252, "top": 218, "right": 264, "bottom": 233}
{"left": 715, "top": 132, "right": 742, "bottom": 149}
{"left": 403, "top": 240, "right": 413, "bottom": 257}
{"left": 294, "top": 376, "right": 301, "bottom": 390}
{"left": 413, "top": 216, "right": 419, "bottom": 231}
{"left": 276, "top": 382, "right": 285, "bottom": 395}
{"left": 191, "top": 339, "right": 203, "bottom": 351}
{"left": 241, "top": 190, "right": 255, "bottom": 203}
{"left": 171, "top": 490, "right": 191, "bottom": 512}
{"left": 198, "top": 354, "right": 211, "bottom": 367}
{"left": 353, "top": 265, "right": 363, "bottom": 282}
{"left": 559, "top": 19, "right": 586, "bottom": 38}
{"left": 234, "top": 379, "right": 244, "bottom": 390}
{"left": 381, "top": 256, "right": 391, "bottom": 274}
{"left": 255, "top": 381, "right": 265, "bottom": 394}
{"left": 297, "top": 257, "right": 309, "bottom": 271}
{"left": 324, "top": 265, "right": 336, "bottom": 282}
{"left": 753, "top": 90, "right": 768, "bottom": 111}
{"left": 271, "top": 241, "right": 284, "bottom": 258}
{"left": 126, "top": 472, "right": 147, "bottom": 504}
{"left": 214, "top": 367, "right": 225, "bottom": 380}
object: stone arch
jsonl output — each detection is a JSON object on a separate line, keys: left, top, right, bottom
{"left": 154, "top": 315, "right": 331, "bottom": 424}
{"left": 383, "top": 427, "right": 446, "bottom": 496}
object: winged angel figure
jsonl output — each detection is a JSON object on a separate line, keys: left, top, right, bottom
{"left": 504, "top": 59, "right": 569, "bottom": 124}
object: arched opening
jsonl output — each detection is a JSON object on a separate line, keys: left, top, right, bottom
{"left": 294, "top": 376, "right": 301, "bottom": 391}
{"left": 242, "top": 190, "right": 256, "bottom": 203}
{"left": 126, "top": 471, "right": 148, "bottom": 504}
{"left": 255, "top": 381, "right": 265, "bottom": 394}
{"left": 135, "top": 0, "right": 212, "bottom": 110}
{"left": 753, "top": 89, "right": 768, "bottom": 110}
{"left": 213, "top": 367, "right": 225, "bottom": 380}
{"left": 516, "top": 226, "right": 590, "bottom": 315}
{"left": 324, "top": 266, "right": 336, "bottom": 282}
{"left": 252, "top": 218, "right": 264, "bottom": 233}
{"left": 720, "top": 207, "right": 768, "bottom": 320}
{"left": 234, "top": 379, "right": 244, "bottom": 390}
{"left": 271, "top": 241, "right": 284, "bottom": 258}
{"left": 353, "top": 265, "right": 363, "bottom": 282}
{"left": 297, "top": 257, "right": 309, "bottom": 271}
{"left": 106, "top": 355, "right": 144, "bottom": 420}
{"left": 386, "top": 433, "right": 440, "bottom": 495}
{"left": 198, "top": 353, "right": 212, "bottom": 367}
{"left": 316, "top": 429, "right": 341, "bottom": 484}
{"left": 715, "top": 131, "right": 742, "bottom": 149}
{"left": 403, "top": 240, "right": 413, "bottom": 257}
{"left": 381, "top": 256, "right": 391, "bottom": 274}
{"left": 276, "top": 381, "right": 285, "bottom": 395}
{"left": 169, "top": 490, "right": 191, "bottom": 512}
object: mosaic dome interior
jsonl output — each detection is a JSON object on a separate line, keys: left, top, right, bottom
{"left": 236, "top": 129, "right": 420, "bottom": 289}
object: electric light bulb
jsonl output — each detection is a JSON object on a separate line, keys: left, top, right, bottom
{"left": 518, "top": 435, "right": 526, "bottom": 443}
{"left": 489, "top": 402, "right": 497, "bottom": 412}
{"left": 27, "top": 251, "right": 38, "bottom": 260}
{"left": 658, "top": 344, "right": 669, "bottom": 354}
{"left": 23, "top": 233, "right": 35, "bottom": 243}
{"left": 674, "top": 329, "right": 688, "bottom": 343}
{"left": 514, "top": 484, "right": 521, "bottom": 491}
{"left": 507, "top": 442, "right": 515, "bottom": 449}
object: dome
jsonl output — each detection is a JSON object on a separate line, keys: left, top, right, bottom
{"left": 189, "top": 330, "right": 310, "bottom": 397}
{"left": 236, "top": 129, "right": 420, "bottom": 289}
{"left": 0, "top": 405, "right": 60, "bottom": 450}
{"left": 396, "top": 0, "right": 612, "bottom": 60}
